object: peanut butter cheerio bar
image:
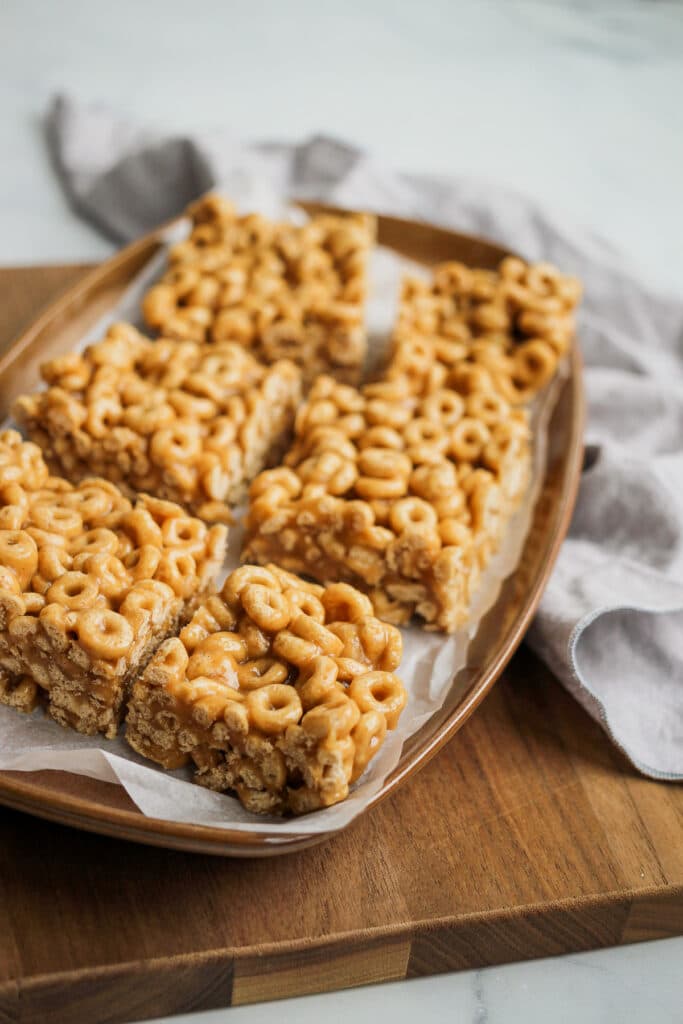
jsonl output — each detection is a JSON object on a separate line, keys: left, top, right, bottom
{"left": 142, "top": 194, "right": 376, "bottom": 386}
{"left": 387, "top": 257, "right": 581, "bottom": 403}
{"left": 0, "top": 431, "right": 227, "bottom": 737}
{"left": 242, "top": 375, "right": 532, "bottom": 632}
{"left": 126, "top": 564, "right": 406, "bottom": 814}
{"left": 13, "top": 323, "right": 302, "bottom": 523}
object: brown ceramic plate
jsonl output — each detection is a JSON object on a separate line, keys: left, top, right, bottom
{"left": 0, "top": 205, "right": 584, "bottom": 856}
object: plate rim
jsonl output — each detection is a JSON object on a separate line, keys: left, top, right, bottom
{"left": 0, "top": 208, "right": 585, "bottom": 855}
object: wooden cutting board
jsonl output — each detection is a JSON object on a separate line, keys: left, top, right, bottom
{"left": 1, "top": 266, "right": 682, "bottom": 1024}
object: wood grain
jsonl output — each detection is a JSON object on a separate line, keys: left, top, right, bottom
{"left": 0, "top": 266, "right": 681, "bottom": 1024}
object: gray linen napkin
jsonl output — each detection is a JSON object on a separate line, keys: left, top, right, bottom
{"left": 45, "top": 95, "right": 683, "bottom": 780}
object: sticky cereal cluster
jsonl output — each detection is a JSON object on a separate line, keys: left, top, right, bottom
{"left": 0, "top": 431, "right": 227, "bottom": 736}
{"left": 14, "top": 323, "right": 301, "bottom": 522}
{"left": 0, "top": 192, "right": 582, "bottom": 816}
{"left": 142, "top": 194, "right": 376, "bottom": 385}
{"left": 126, "top": 563, "right": 406, "bottom": 814}
{"left": 243, "top": 373, "right": 531, "bottom": 632}
{"left": 388, "top": 256, "right": 581, "bottom": 403}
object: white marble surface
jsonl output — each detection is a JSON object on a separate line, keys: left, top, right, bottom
{"left": 1, "top": 0, "right": 683, "bottom": 292}
{"left": 1, "top": 1, "right": 682, "bottom": 1020}
{"left": 146, "top": 937, "right": 683, "bottom": 1024}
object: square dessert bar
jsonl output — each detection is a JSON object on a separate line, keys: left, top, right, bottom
{"left": 142, "top": 193, "right": 376, "bottom": 385}
{"left": 126, "top": 564, "right": 406, "bottom": 814}
{"left": 14, "top": 323, "right": 302, "bottom": 523}
{"left": 0, "top": 431, "right": 227, "bottom": 737}
{"left": 387, "top": 257, "right": 581, "bottom": 403}
{"left": 242, "top": 376, "right": 532, "bottom": 632}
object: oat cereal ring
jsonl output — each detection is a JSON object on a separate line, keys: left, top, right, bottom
{"left": 161, "top": 516, "right": 207, "bottom": 554}
{"left": 465, "top": 391, "right": 510, "bottom": 427}
{"left": 403, "top": 417, "right": 448, "bottom": 451}
{"left": 301, "top": 695, "right": 361, "bottom": 740}
{"left": 288, "top": 611, "right": 344, "bottom": 656}
{"left": 357, "top": 618, "right": 403, "bottom": 672}
{"left": 37, "top": 544, "right": 72, "bottom": 583}
{"left": 123, "top": 401, "right": 176, "bottom": 435}
{"left": 448, "top": 364, "right": 495, "bottom": 396}
{"left": 295, "top": 655, "right": 343, "bottom": 709}
{"left": 266, "top": 564, "right": 325, "bottom": 598}
{"left": 62, "top": 485, "right": 114, "bottom": 521}
{"left": 487, "top": 372, "right": 532, "bottom": 406}
{"left": 450, "top": 418, "right": 491, "bottom": 461}
{"left": 223, "top": 565, "right": 280, "bottom": 608}
{"left": 499, "top": 255, "right": 527, "bottom": 281}
{"left": 241, "top": 583, "right": 291, "bottom": 632}
{"left": 76, "top": 608, "right": 134, "bottom": 661}
{"left": 69, "top": 528, "right": 120, "bottom": 559}
{"left": 439, "top": 518, "right": 472, "bottom": 547}
{"left": 122, "top": 508, "right": 163, "bottom": 548}
{"left": 390, "top": 497, "right": 438, "bottom": 534}
{"left": 203, "top": 416, "right": 238, "bottom": 453}
{"left": 29, "top": 503, "right": 83, "bottom": 539}
{"left": 0, "top": 530, "right": 38, "bottom": 590}
{"left": 512, "top": 339, "right": 557, "bottom": 390}
{"left": 409, "top": 460, "right": 458, "bottom": 502}
{"left": 348, "top": 671, "right": 406, "bottom": 729}
{"left": 187, "top": 632, "right": 248, "bottom": 680}
{"left": 150, "top": 421, "right": 202, "bottom": 467}
{"left": 470, "top": 302, "right": 510, "bottom": 333}
{"left": 246, "top": 487, "right": 290, "bottom": 524}
{"left": 47, "top": 571, "right": 100, "bottom": 611}
{"left": 183, "top": 675, "right": 240, "bottom": 725}
{"left": 298, "top": 452, "right": 357, "bottom": 496}
{"left": 80, "top": 553, "right": 128, "bottom": 601}
{"left": 156, "top": 549, "right": 198, "bottom": 598}
{"left": 124, "top": 544, "right": 162, "bottom": 581}
{"left": 321, "top": 582, "right": 374, "bottom": 623}
{"left": 239, "top": 617, "right": 272, "bottom": 659}
{"left": 357, "top": 447, "right": 412, "bottom": 486}
{"left": 236, "top": 657, "right": 289, "bottom": 691}
{"left": 86, "top": 397, "right": 123, "bottom": 439}
{"left": 354, "top": 474, "right": 408, "bottom": 501}
{"left": 304, "top": 427, "right": 358, "bottom": 462}
{"left": 356, "top": 426, "right": 404, "bottom": 451}
{"left": 119, "top": 583, "right": 168, "bottom": 626}
{"left": 334, "top": 656, "right": 371, "bottom": 682}
{"left": 434, "top": 261, "right": 473, "bottom": 294}
{"left": 422, "top": 389, "right": 465, "bottom": 426}
{"left": 272, "top": 630, "right": 320, "bottom": 668}
{"left": 351, "top": 710, "right": 387, "bottom": 781}
{"left": 24, "top": 525, "right": 66, "bottom": 555}
{"left": 247, "top": 684, "right": 302, "bottom": 735}
{"left": 284, "top": 587, "right": 325, "bottom": 623}
{"left": 296, "top": 397, "right": 339, "bottom": 433}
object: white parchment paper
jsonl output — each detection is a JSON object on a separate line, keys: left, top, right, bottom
{"left": 0, "top": 211, "right": 561, "bottom": 838}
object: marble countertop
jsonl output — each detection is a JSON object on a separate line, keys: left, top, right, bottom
{"left": 1, "top": 1, "right": 681, "bottom": 1021}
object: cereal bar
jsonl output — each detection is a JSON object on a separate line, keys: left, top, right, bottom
{"left": 13, "top": 323, "right": 302, "bottom": 523}
{"left": 0, "top": 431, "right": 227, "bottom": 737}
{"left": 242, "top": 375, "right": 532, "bottom": 632}
{"left": 387, "top": 257, "right": 581, "bottom": 403}
{"left": 142, "top": 194, "right": 376, "bottom": 385}
{"left": 126, "top": 564, "right": 406, "bottom": 814}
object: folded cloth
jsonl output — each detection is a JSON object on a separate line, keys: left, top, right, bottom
{"left": 46, "top": 94, "right": 683, "bottom": 780}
